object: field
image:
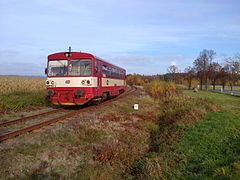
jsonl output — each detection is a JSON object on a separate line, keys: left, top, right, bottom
{"left": 0, "top": 76, "right": 46, "bottom": 112}
{"left": 177, "top": 91, "right": 240, "bottom": 178}
{"left": 0, "top": 79, "right": 239, "bottom": 179}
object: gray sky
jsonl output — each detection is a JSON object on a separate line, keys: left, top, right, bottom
{"left": 1, "top": 0, "right": 240, "bottom": 75}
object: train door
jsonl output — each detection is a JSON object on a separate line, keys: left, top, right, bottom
{"left": 94, "top": 59, "right": 101, "bottom": 96}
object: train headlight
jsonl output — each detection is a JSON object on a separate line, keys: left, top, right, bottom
{"left": 47, "top": 90, "right": 54, "bottom": 96}
{"left": 75, "top": 90, "right": 84, "bottom": 96}
{"left": 46, "top": 80, "right": 50, "bottom": 85}
{"left": 81, "top": 79, "right": 91, "bottom": 86}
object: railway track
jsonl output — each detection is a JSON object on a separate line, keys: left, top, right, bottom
{"left": 0, "top": 87, "right": 137, "bottom": 142}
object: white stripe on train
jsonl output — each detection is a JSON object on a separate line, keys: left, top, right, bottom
{"left": 46, "top": 77, "right": 124, "bottom": 87}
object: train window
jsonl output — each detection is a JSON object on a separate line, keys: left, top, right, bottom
{"left": 94, "top": 60, "right": 99, "bottom": 75}
{"left": 48, "top": 60, "right": 68, "bottom": 76}
{"left": 108, "top": 67, "right": 112, "bottom": 78}
{"left": 102, "top": 65, "right": 108, "bottom": 77}
{"left": 102, "top": 65, "right": 124, "bottom": 79}
{"left": 69, "top": 59, "right": 92, "bottom": 76}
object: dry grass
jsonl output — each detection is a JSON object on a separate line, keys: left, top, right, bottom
{"left": 144, "top": 80, "right": 178, "bottom": 99}
{"left": 0, "top": 76, "right": 46, "bottom": 112}
{"left": 0, "top": 91, "right": 159, "bottom": 179}
{"left": 0, "top": 76, "right": 46, "bottom": 95}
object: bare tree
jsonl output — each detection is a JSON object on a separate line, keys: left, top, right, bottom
{"left": 193, "top": 49, "right": 216, "bottom": 90}
{"left": 167, "top": 65, "right": 179, "bottom": 82}
{"left": 193, "top": 57, "right": 204, "bottom": 90}
{"left": 184, "top": 66, "right": 195, "bottom": 90}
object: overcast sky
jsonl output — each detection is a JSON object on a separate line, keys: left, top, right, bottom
{"left": 0, "top": 0, "right": 240, "bottom": 75}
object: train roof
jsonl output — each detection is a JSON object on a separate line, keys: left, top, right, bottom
{"left": 48, "top": 51, "right": 126, "bottom": 72}
{"left": 48, "top": 52, "right": 94, "bottom": 59}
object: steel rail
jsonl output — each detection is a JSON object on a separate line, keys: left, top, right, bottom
{"left": 0, "top": 87, "right": 137, "bottom": 142}
{"left": 0, "top": 109, "right": 64, "bottom": 128}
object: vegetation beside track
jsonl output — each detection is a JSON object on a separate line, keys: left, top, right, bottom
{"left": 179, "top": 91, "right": 240, "bottom": 179}
{"left": 1, "top": 82, "right": 239, "bottom": 179}
{"left": 0, "top": 91, "right": 159, "bottom": 179}
{"left": 0, "top": 90, "right": 46, "bottom": 112}
{"left": 127, "top": 89, "right": 240, "bottom": 179}
{"left": 0, "top": 76, "right": 46, "bottom": 112}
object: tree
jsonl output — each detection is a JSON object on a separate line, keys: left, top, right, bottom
{"left": 193, "top": 49, "right": 216, "bottom": 90}
{"left": 184, "top": 66, "right": 195, "bottom": 90}
{"left": 224, "top": 58, "right": 240, "bottom": 91}
{"left": 167, "top": 65, "right": 179, "bottom": 83}
{"left": 208, "top": 62, "right": 221, "bottom": 90}
{"left": 218, "top": 67, "right": 228, "bottom": 90}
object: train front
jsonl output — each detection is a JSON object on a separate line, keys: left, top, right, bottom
{"left": 45, "top": 52, "right": 96, "bottom": 105}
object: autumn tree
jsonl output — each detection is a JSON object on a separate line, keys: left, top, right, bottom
{"left": 193, "top": 49, "right": 216, "bottom": 90}
{"left": 218, "top": 68, "right": 228, "bottom": 90}
{"left": 184, "top": 66, "right": 195, "bottom": 90}
{"left": 208, "top": 62, "right": 221, "bottom": 90}
{"left": 224, "top": 57, "right": 240, "bottom": 91}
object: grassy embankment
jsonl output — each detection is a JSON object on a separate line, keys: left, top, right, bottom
{"left": 0, "top": 76, "right": 46, "bottom": 112}
{"left": 0, "top": 91, "right": 160, "bottom": 179}
{"left": 1, "top": 78, "right": 239, "bottom": 179}
{"left": 128, "top": 89, "right": 240, "bottom": 179}
{"left": 179, "top": 91, "right": 240, "bottom": 179}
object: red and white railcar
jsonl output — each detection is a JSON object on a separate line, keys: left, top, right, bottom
{"left": 45, "top": 50, "right": 126, "bottom": 105}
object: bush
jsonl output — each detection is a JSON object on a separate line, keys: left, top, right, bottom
{"left": 126, "top": 74, "right": 144, "bottom": 86}
{"left": 144, "top": 80, "right": 178, "bottom": 99}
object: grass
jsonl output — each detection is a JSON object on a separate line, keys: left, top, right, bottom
{"left": 177, "top": 90, "right": 240, "bottom": 179}
{"left": 0, "top": 93, "right": 158, "bottom": 179}
{"left": 127, "top": 90, "right": 240, "bottom": 179}
{"left": 184, "top": 90, "right": 240, "bottom": 115}
{"left": 0, "top": 90, "right": 46, "bottom": 112}
{"left": 1, "top": 87, "right": 239, "bottom": 179}
{"left": 0, "top": 76, "right": 46, "bottom": 112}
{"left": 178, "top": 112, "right": 240, "bottom": 179}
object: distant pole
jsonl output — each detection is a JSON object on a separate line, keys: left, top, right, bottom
{"left": 68, "top": 46, "right": 71, "bottom": 52}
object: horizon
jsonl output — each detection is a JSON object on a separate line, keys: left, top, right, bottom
{"left": 1, "top": 0, "right": 240, "bottom": 76}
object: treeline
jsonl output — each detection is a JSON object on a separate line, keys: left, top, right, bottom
{"left": 182, "top": 50, "right": 240, "bottom": 90}
{"left": 127, "top": 49, "right": 240, "bottom": 91}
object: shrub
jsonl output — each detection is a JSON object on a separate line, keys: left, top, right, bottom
{"left": 144, "top": 80, "right": 178, "bottom": 99}
{"left": 126, "top": 74, "right": 144, "bottom": 86}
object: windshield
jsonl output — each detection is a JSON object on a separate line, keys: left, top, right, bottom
{"left": 48, "top": 60, "right": 68, "bottom": 76}
{"left": 69, "top": 59, "right": 92, "bottom": 76}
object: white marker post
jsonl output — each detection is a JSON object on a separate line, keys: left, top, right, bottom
{"left": 133, "top": 103, "right": 139, "bottom": 111}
